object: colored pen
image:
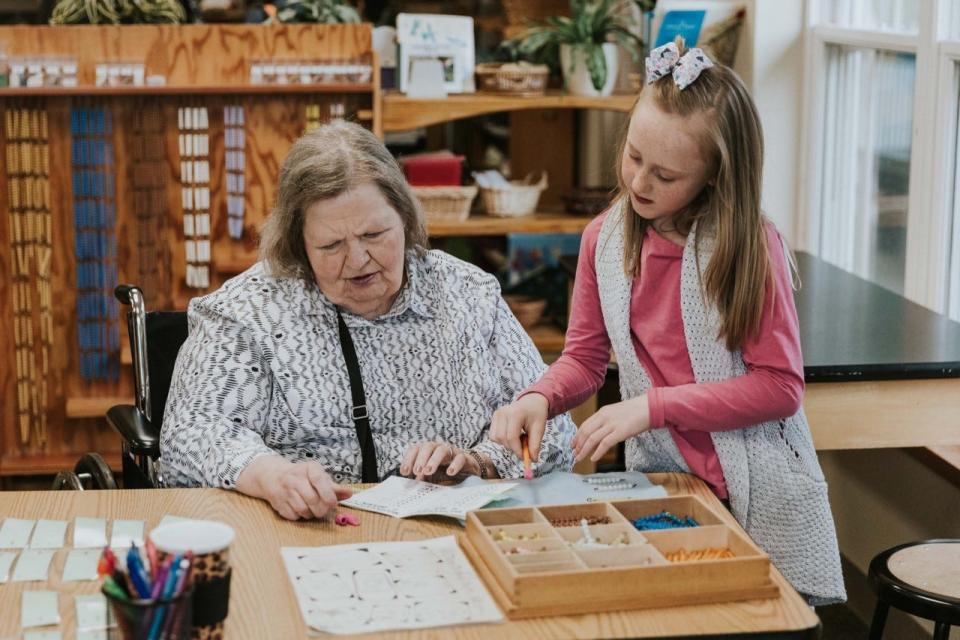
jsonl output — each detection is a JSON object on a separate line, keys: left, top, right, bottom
{"left": 126, "top": 544, "right": 152, "bottom": 599}
{"left": 102, "top": 575, "right": 129, "bottom": 601}
{"left": 521, "top": 433, "right": 533, "bottom": 480}
{"left": 111, "top": 567, "right": 134, "bottom": 597}
{"left": 147, "top": 554, "right": 181, "bottom": 640}
{"left": 145, "top": 537, "right": 159, "bottom": 580}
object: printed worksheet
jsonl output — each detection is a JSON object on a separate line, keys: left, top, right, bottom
{"left": 281, "top": 536, "right": 503, "bottom": 635}
{"left": 340, "top": 476, "right": 517, "bottom": 519}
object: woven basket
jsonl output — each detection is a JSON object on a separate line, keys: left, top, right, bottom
{"left": 480, "top": 172, "right": 548, "bottom": 218}
{"left": 504, "top": 295, "right": 548, "bottom": 329}
{"left": 411, "top": 185, "right": 478, "bottom": 222}
{"left": 502, "top": 0, "right": 568, "bottom": 27}
{"left": 699, "top": 9, "right": 746, "bottom": 67}
{"left": 476, "top": 62, "right": 549, "bottom": 96}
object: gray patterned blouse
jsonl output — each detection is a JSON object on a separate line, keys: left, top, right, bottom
{"left": 159, "top": 249, "right": 576, "bottom": 488}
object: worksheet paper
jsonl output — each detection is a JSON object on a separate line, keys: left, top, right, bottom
{"left": 281, "top": 536, "right": 503, "bottom": 635}
{"left": 340, "top": 476, "right": 516, "bottom": 519}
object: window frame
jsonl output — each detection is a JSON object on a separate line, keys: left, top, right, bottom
{"left": 798, "top": 0, "right": 960, "bottom": 314}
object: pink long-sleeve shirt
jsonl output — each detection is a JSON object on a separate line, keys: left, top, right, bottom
{"left": 526, "top": 212, "right": 805, "bottom": 498}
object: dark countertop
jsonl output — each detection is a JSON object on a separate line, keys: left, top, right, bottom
{"left": 558, "top": 251, "right": 960, "bottom": 382}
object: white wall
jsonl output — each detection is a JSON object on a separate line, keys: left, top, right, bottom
{"left": 747, "top": 0, "right": 806, "bottom": 244}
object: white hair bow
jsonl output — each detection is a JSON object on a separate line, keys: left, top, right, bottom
{"left": 644, "top": 42, "right": 714, "bottom": 90}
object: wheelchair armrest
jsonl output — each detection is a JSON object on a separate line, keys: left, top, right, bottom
{"left": 106, "top": 404, "right": 160, "bottom": 458}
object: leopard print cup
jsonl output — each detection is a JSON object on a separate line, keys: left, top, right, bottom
{"left": 149, "top": 521, "right": 235, "bottom": 640}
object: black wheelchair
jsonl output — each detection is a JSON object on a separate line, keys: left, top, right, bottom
{"left": 55, "top": 285, "right": 188, "bottom": 490}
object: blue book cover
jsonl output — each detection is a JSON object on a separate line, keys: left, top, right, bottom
{"left": 655, "top": 10, "right": 707, "bottom": 47}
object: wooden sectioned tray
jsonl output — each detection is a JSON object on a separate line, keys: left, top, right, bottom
{"left": 460, "top": 495, "right": 779, "bottom": 618}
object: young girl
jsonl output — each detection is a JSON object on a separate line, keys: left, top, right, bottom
{"left": 491, "top": 39, "right": 845, "bottom": 605}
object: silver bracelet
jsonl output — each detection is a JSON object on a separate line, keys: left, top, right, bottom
{"left": 466, "top": 449, "right": 489, "bottom": 479}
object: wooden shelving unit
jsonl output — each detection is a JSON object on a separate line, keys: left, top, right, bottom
{"left": 0, "top": 22, "right": 379, "bottom": 475}
{"left": 382, "top": 90, "right": 636, "bottom": 132}
{"left": 0, "top": 84, "right": 375, "bottom": 97}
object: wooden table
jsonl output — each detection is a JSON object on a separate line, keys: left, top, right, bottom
{"left": 0, "top": 474, "right": 819, "bottom": 639}
{"left": 794, "top": 252, "right": 960, "bottom": 451}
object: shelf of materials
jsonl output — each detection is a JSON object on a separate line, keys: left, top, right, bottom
{"left": 382, "top": 90, "right": 637, "bottom": 132}
{"left": 0, "top": 83, "right": 374, "bottom": 97}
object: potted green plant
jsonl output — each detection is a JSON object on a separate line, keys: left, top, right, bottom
{"left": 514, "top": 0, "right": 650, "bottom": 96}
{"left": 275, "top": 0, "right": 359, "bottom": 23}
{"left": 49, "top": 0, "right": 185, "bottom": 23}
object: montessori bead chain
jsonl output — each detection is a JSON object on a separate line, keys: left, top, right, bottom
{"left": 632, "top": 511, "right": 700, "bottom": 531}
{"left": 223, "top": 104, "right": 246, "bottom": 240}
{"left": 130, "top": 98, "right": 169, "bottom": 302}
{"left": 71, "top": 101, "right": 120, "bottom": 381}
{"left": 177, "top": 104, "right": 211, "bottom": 289}
{"left": 5, "top": 103, "right": 53, "bottom": 445}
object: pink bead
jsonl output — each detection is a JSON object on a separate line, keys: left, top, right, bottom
{"left": 335, "top": 513, "right": 360, "bottom": 527}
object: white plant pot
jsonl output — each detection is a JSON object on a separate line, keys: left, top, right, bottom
{"left": 560, "top": 43, "right": 619, "bottom": 97}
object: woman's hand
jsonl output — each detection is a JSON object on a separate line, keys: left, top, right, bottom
{"left": 572, "top": 395, "right": 651, "bottom": 462}
{"left": 236, "top": 455, "right": 353, "bottom": 521}
{"left": 399, "top": 441, "right": 493, "bottom": 482}
{"left": 489, "top": 393, "right": 549, "bottom": 461}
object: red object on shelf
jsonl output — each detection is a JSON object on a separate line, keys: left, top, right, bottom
{"left": 400, "top": 151, "right": 465, "bottom": 187}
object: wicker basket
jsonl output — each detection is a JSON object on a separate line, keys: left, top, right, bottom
{"left": 502, "top": 0, "right": 568, "bottom": 28}
{"left": 411, "top": 185, "right": 478, "bottom": 222}
{"left": 475, "top": 62, "right": 550, "bottom": 96}
{"left": 504, "top": 295, "right": 548, "bottom": 329}
{"left": 480, "top": 172, "right": 548, "bottom": 218}
{"left": 699, "top": 9, "right": 746, "bottom": 67}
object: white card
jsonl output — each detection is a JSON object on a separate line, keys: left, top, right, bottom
{"left": 73, "top": 517, "right": 107, "bottom": 548}
{"left": 110, "top": 520, "right": 144, "bottom": 548}
{"left": 177, "top": 107, "right": 185, "bottom": 130}
{"left": 0, "top": 518, "right": 35, "bottom": 548}
{"left": 21, "top": 590, "right": 59, "bottom": 627}
{"left": 12, "top": 549, "right": 55, "bottom": 581}
{"left": 77, "top": 630, "right": 108, "bottom": 640}
{"left": 183, "top": 214, "right": 195, "bottom": 236}
{"left": 185, "top": 240, "right": 197, "bottom": 262}
{"left": 75, "top": 594, "right": 109, "bottom": 631}
{"left": 62, "top": 548, "right": 101, "bottom": 582}
{"left": 23, "top": 631, "right": 62, "bottom": 640}
{"left": 30, "top": 520, "right": 68, "bottom": 549}
{"left": 197, "top": 213, "right": 210, "bottom": 235}
{"left": 178, "top": 133, "right": 186, "bottom": 157}
{"left": 0, "top": 550, "right": 16, "bottom": 582}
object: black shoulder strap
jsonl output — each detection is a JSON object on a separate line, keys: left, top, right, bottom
{"left": 335, "top": 309, "right": 379, "bottom": 483}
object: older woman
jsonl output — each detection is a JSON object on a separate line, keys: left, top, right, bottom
{"left": 160, "top": 121, "right": 576, "bottom": 520}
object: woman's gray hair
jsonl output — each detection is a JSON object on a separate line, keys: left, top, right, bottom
{"left": 259, "top": 120, "right": 427, "bottom": 280}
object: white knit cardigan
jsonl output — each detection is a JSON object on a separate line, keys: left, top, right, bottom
{"left": 595, "top": 204, "right": 846, "bottom": 605}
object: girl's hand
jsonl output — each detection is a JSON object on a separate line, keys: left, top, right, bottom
{"left": 489, "top": 393, "right": 549, "bottom": 461}
{"left": 572, "top": 395, "right": 651, "bottom": 462}
{"left": 400, "top": 441, "right": 490, "bottom": 482}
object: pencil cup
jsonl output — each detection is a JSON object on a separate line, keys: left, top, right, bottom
{"left": 103, "top": 584, "right": 194, "bottom": 640}
{"left": 149, "top": 521, "right": 235, "bottom": 640}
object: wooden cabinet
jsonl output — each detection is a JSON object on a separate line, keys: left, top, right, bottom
{"left": 0, "top": 23, "right": 377, "bottom": 475}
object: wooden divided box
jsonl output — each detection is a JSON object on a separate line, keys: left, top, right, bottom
{"left": 461, "top": 495, "right": 779, "bottom": 618}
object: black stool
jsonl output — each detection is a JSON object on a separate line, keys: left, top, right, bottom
{"left": 868, "top": 539, "right": 960, "bottom": 640}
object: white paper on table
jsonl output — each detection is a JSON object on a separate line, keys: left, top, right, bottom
{"left": 30, "top": 520, "right": 68, "bottom": 549}
{"left": 12, "top": 549, "right": 55, "bottom": 582}
{"left": 282, "top": 536, "right": 502, "bottom": 635}
{"left": 73, "top": 517, "right": 108, "bottom": 548}
{"left": 0, "top": 550, "right": 16, "bottom": 582}
{"left": 75, "top": 594, "right": 109, "bottom": 631}
{"left": 23, "top": 630, "right": 62, "bottom": 640}
{"left": 76, "top": 630, "right": 108, "bottom": 640}
{"left": 0, "top": 517, "right": 35, "bottom": 548}
{"left": 62, "top": 549, "right": 102, "bottom": 582}
{"left": 109, "top": 521, "right": 142, "bottom": 547}
{"left": 21, "top": 590, "right": 60, "bottom": 628}
{"left": 340, "top": 476, "right": 516, "bottom": 519}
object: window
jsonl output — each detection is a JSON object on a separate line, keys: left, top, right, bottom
{"left": 802, "top": 0, "right": 960, "bottom": 320}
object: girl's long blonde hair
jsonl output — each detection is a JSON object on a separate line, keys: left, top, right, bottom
{"left": 615, "top": 38, "right": 771, "bottom": 352}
